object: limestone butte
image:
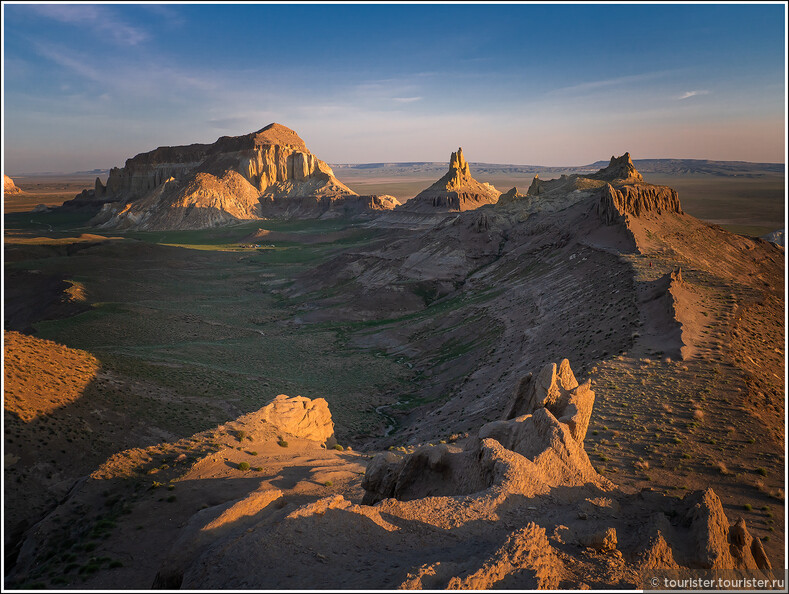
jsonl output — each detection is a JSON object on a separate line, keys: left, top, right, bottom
{"left": 401, "top": 147, "right": 501, "bottom": 212}
{"left": 66, "top": 123, "right": 398, "bottom": 229}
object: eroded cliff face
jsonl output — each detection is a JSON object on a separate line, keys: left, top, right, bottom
{"left": 68, "top": 123, "right": 398, "bottom": 229}
{"left": 597, "top": 182, "right": 682, "bottom": 225}
{"left": 100, "top": 123, "right": 350, "bottom": 202}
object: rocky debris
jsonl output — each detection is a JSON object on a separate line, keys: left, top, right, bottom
{"left": 260, "top": 394, "right": 336, "bottom": 446}
{"left": 4, "top": 174, "right": 22, "bottom": 194}
{"left": 400, "top": 147, "right": 500, "bottom": 212}
{"left": 590, "top": 152, "right": 644, "bottom": 183}
{"left": 65, "top": 123, "right": 397, "bottom": 228}
{"left": 597, "top": 182, "right": 682, "bottom": 225}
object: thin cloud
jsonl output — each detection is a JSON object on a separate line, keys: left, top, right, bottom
{"left": 392, "top": 97, "right": 422, "bottom": 103}
{"left": 30, "top": 4, "right": 147, "bottom": 46}
{"left": 549, "top": 70, "right": 678, "bottom": 96}
{"left": 33, "top": 42, "right": 103, "bottom": 82}
{"left": 678, "top": 90, "right": 710, "bottom": 100}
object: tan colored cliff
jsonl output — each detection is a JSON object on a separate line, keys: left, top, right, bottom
{"left": 4, "top": 174, "right": 23, "bottom": 195}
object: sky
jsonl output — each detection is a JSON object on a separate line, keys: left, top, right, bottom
{"left": 2, "top": 1, "right": 786, "bottom": 173}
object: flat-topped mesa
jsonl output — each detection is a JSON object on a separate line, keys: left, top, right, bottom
{"left": 72, "top": 123, "right": 399, "bottom": 229}
{"left": 400, "top": 147, "right": 500, "bottom": 212}
{"left": 100, "top": 123, "right": 342, "bottom": 201}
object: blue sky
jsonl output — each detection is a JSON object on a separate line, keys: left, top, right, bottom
{"left": 2, "top": 2, "right": 786, "bottom": 173}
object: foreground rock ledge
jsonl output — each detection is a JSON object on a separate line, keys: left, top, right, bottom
{"left": 165, "top": 361, "right": 773, "bottom": 589}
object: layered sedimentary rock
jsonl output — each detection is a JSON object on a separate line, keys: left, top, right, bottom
{"left": 597, "top": 182, "right": 682, "bottom": 224}
{"left": 400, "top": 148, "right": 500, "bottom": 212}
{"left": 65, "top": 123, "right": 397, "bottom": 229}
{"left": 4, "top": 174, "right": 22, "bottom": 194}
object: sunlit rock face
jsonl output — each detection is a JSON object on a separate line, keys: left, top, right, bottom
{"left": 400, "top": 147, "right": 501, "bottom": 212}
{"left": 69, "top": 123, "right": 398, "bottom": 229}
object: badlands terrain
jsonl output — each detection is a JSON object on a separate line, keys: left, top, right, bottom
{"left": 2, "top": 124, "right": 785, "bottom": 589}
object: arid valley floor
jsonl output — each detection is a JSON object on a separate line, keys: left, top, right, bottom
{"left": 2, "top": 129, "right": 785, "bottom": 589}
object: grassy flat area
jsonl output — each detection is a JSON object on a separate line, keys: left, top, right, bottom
{"left": 4, "top": 211, "right": 413, "bottom": 441}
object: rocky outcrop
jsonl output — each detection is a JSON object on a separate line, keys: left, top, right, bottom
{"left": 597, "top": 182, "right": 682, "bottom": 224}
{"left": 400, "top": 148, "right": 500, "bottom": 212}
{"left": 504, "top": 359, "right": 595, "bottom": 442}
{"left": 167, "top": 360, "right": 772, "bottom": 589}
{"left": 526, "top": 175, "right": 543, "bottom": 196}
{"left": 362, "top": 359, "right": 605, "bottom": 505}
{"left": 497, "top": 186, "right": 527, "bottom": 204}
{"left": 4, "top": 174, "right": 22, "bottom": 194}
{"left": 64, "top": 123, "right": 397, "bottom": 228}
{"left": 260, "top": 394, "right": 336, "bottom": 446}
{"left": 590, "top": 152, "right": 644, "bottom": 183}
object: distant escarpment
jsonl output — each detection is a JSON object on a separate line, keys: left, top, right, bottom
{"left": 64, "top": 123, "right": 398, "bottom": 229}
{"left": 400, "top": 147, "right": 500, "bottom": 212}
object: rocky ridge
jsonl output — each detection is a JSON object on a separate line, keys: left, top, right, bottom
{"left": 64, "top": 124, "right": 399, "bottom": 229}
{"left": 91, "top": 362, "right": 773, "bottom": 589}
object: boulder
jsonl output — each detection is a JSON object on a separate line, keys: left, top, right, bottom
{"left": 260, "top": 394, "right": 336, "bottom": 446}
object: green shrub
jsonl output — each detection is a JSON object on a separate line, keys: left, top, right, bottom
{"left": 333, "top": 444, "right": 344, "bottom": 451}
{"left": 744, "top": 504, "right": 752, "bottom": 511}
{"left": 323, "top": 481, "right": 333, "bottom": 487}
{"left": 757, "top": 467, "right": 768, "bottom": 477}
{"left": 238, "top": 462, "right": 250, "bottom": 471}
{"left": 277, "top": 440, "right": 288, "bottom": 448}
{"left": 252, "top": 466, "right": 263, "bottom": 472}
{"left": 235, "top": 430, "right": 247, "bottom": 442}
{"left": 108, "top": 560, "right": 123, "bottom": 569}
{"left": 248, "top": 451, "right": 258, "bottom": 456}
